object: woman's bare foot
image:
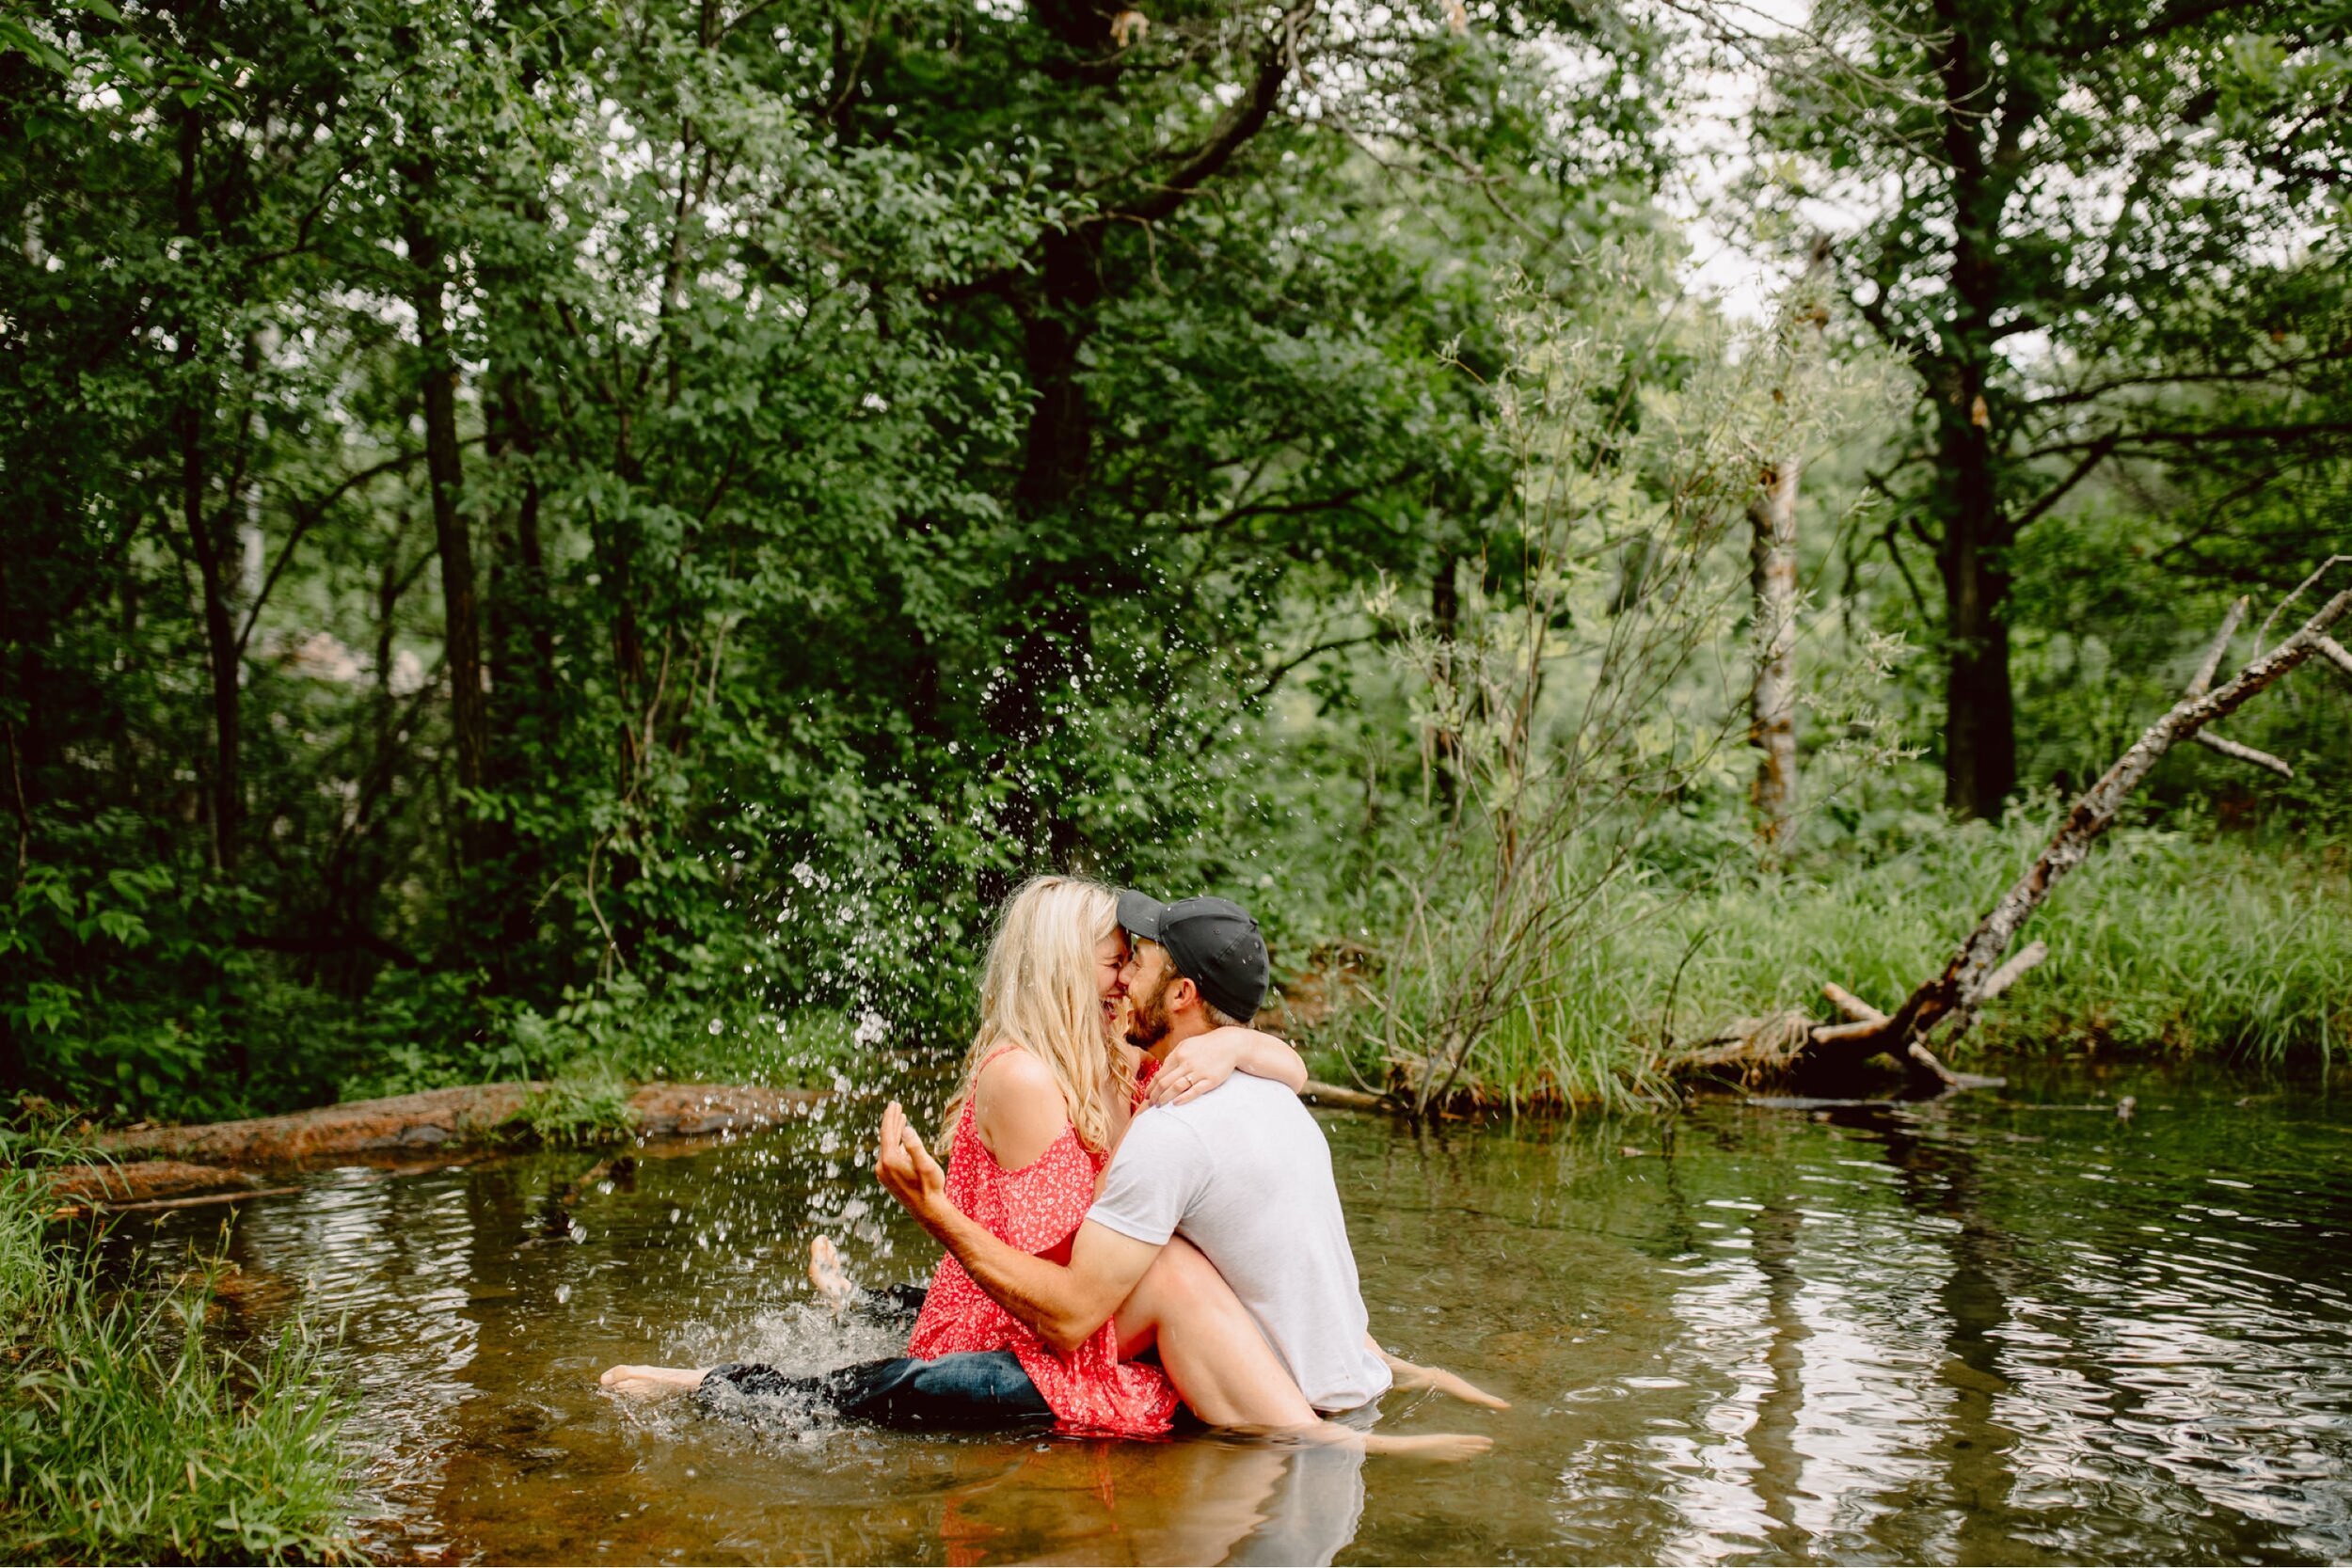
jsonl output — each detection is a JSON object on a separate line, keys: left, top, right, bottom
{"left": 1382, "top": 1353, "right": 1511, "bottom": 1410}
{"left": 599, "top": 1364, "right": 707, "bottom": 1400}
{"left": 808, "top": 1236, "right": 856, "bottom": 1316}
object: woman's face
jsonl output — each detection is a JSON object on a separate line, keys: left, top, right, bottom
{"left": 1094, "top": 927, "right": 1132, "bottom": 1037}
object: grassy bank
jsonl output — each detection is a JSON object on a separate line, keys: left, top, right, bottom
{"left": 1311, "top": 824, "right": 2352, "bottom": 1110}
{"left": 0, "top": 1141, "right": 354, "bottom": 1562}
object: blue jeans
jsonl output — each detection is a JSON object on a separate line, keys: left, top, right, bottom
{"left": 698, "top": 1350, "right": 1052, "bottom": 1430}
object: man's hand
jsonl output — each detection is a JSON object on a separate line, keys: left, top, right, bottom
{"left": 874, "top": 1101, "right": 951, "bottom": 1236}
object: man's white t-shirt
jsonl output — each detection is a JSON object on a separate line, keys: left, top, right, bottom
{"left": 1086, "top": 1072, "right": 1392, "bottom": 1412}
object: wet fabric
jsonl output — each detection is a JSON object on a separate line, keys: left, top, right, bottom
{"left": 906, "top": 1049, "right": 1182, "bottom": 1437}
{"left": 698, "top": 1350, "right": 1051, "bottom": 1430}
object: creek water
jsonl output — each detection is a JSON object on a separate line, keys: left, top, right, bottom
{"left": 141, "top": 1059, "right": 2352, "bottom": 1565}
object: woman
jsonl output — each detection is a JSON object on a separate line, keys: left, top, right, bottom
{"left": 604, "top": 875, "right": 1318, "bottom": 1433}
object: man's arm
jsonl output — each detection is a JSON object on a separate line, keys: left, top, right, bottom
{"left": 874, "top": 1101, "right": 1161, "bottom": 1355}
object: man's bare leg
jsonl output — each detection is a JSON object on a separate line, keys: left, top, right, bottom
{"left": 1115, "top": 1238, "right": 1319, "bottom": 1429}
{"left": 1113, "top": 1242, "right": 1493, "bottom": 1460}
{"left": 600, "top": 1364, "right": 707, "bottom": 1399}
{"left": 1373, "top": 1341, "right": 1511, "bottom": 1409}
{"left": 1316, "top": 1426, "right": 1494, "bottom": 1461}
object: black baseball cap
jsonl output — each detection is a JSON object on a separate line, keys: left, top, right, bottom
{"left": 1115, "top": 890, "right": 1270, "bottom": 1022}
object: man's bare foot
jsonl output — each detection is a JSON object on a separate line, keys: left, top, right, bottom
{"left": 599, "top": 1364, "right": 707, "bottom": 1400}
{"left": 1359, "top": 1431, "right": 1495, "bottom": 1461}
{"left": 808, "top": 1236, "right": 856, "bottom": 1316}
{"left": 1384, "top": 1354, "right": 1511, "bottom": 1410}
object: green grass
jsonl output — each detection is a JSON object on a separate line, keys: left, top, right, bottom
{"left": 1313, "top": 824, "right": 2352, "bottom": 1108}
{"left": 500, "top": 1071, "right": 640, "bottom": 1149}
{"left": 0, "top": 1145, "right": 354, "bottom": 1563}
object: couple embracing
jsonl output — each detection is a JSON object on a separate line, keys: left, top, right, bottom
{"left": 604, "top": 876, "right": 1502, "bottom": 1452}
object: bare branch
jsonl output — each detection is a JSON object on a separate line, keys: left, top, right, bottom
{"left": 2186, "top": 595, "right": 2249, "bottom": 696}
{"left": 1975, "top": 938, "right": 2047, "bottom": 1003}
{"left": 2192, "top": 729, "right": 2293, "bottom": 777}
{"left": 1821, "top": 981, "right": 1885, "bottom": 1022}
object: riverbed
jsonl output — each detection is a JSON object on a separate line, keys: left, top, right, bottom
{"left": 139, "top": 1060, "right": 2352, "bottom": 1564}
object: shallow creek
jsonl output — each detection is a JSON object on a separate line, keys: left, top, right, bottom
{"left": 136, "top": 1060, "right": 2352, "bottom": 1564}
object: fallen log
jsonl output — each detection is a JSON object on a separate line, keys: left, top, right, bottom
{"left": 1300, "top": 1079, "right": 1394, "bottom": 1113}
{"left": 1678, "top": 571, "right": 2352, "bottom": 1097}
{"left": 92, "top": 1081, "right": 827, "bottom": 1167}
{"left": 51, "top": 1185, "right": 305, "bottom": 1222}
{"left": 46, "top": 1160, "right": 269, "bottom": 1206}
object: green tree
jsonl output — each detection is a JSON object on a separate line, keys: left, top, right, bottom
{"left": 1758, "top": 0, "right": 2352, "bottom": 816}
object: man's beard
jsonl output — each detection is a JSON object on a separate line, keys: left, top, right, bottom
{"left": 1124, "top": 977, "right": 1172, "bottom": 1051}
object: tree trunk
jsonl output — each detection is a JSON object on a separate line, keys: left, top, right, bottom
{"left": 1938, "top": 428, "right": 2017, "bottom": 821}
{"left": 1930, "top": 0, "right": 2018, "bottom": 823}
{"left": 1748, "top": 457, "right": 1800, "bottom": 864}
{"left": 174, "top": 106, "right": 240, "bottom": 873}
{"left": 487, "top": 376, "right": 556, "bottom": 708}
{"left": 405, "top": 181, "right": 490, "bottom": 853}
{"left": 982, "top": 229, "right": 1104, "bottom": 897}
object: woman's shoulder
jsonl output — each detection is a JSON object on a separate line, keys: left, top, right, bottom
{"left": 973, "top": 1043, "right": 1078, "bottom": 1170}
{"left": 976, "top": 1041, "right": 1062, "bottom": 1100}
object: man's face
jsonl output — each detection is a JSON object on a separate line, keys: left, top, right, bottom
{"left": 1119, "top": 940, "right": 1178, "bottom": 1051}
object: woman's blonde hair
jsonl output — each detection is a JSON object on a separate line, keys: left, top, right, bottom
{"left": 942, "top": 875, "right": 1132, "bottom": 1155}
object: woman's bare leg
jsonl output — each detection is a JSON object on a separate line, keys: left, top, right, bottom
{"left": 1113, "top": 1238, "right": 1319, "bottom": 1429}
{"left": 808, "top": 1236, "right": 856, "bottom": 1316}
{"left": 600, "top": 1364, "right": 707, "bottom": 1399}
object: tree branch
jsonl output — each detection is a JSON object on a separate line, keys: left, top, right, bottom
{"left": 1107, "top": 0, "right": 1313, "bottom": 228}
{"left": 2010, "top": 433, "right": 2118, "bottom": 531}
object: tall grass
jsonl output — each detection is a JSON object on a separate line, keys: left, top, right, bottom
{"left": 0, "top": 1150, "right": 354, "bottom": 1563}
{"left": 1315, "top": 824, "right": 2352, "bottom": 1108}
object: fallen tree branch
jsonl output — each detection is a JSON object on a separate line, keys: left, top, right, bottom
{"left": 53, "top": 1185, "right": 303, "bottom": 1221}
{"left": 2186, "top": 596, "right": 2249, "bottom": 696}
{"left": 1674, "top": 569, "right": 2350, "bottom": 1096}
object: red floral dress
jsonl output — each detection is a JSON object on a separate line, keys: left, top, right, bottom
{"left": 905, "top": 1048, "right": 1181, "bottom": 1437}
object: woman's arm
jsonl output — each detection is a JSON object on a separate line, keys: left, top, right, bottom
{"left": 1146, "top": 1025, "right": 1308, "bottom": 1106}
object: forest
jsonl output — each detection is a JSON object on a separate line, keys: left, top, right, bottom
{"left": 5, "top": 0, "right": 2350, "bottom": 1127}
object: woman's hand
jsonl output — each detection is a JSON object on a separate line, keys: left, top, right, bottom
{"left": 1148, "top": 1025, "right": 1307, "bottom": 1106}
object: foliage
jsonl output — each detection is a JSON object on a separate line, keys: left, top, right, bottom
{"left": 0, "top": 1153, "right": 354, "bottom": 1562}
{"left": 0, "top": 0, "right": 1676, "bottom": 1121}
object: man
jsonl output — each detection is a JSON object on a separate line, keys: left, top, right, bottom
{"left": 876, "top": 890, "right": 1504, "bottom": 1421}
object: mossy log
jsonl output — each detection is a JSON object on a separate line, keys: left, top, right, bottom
{"left": 44, "top": 1082, "right": 828, "bottom": 1212}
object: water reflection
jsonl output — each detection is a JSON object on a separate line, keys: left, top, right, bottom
{"left": 136, "top": 1064, "right": 2352, "bottom": 1565}
{"left": 927, "top": 1436, "right": 1363, "bottom": 1566}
